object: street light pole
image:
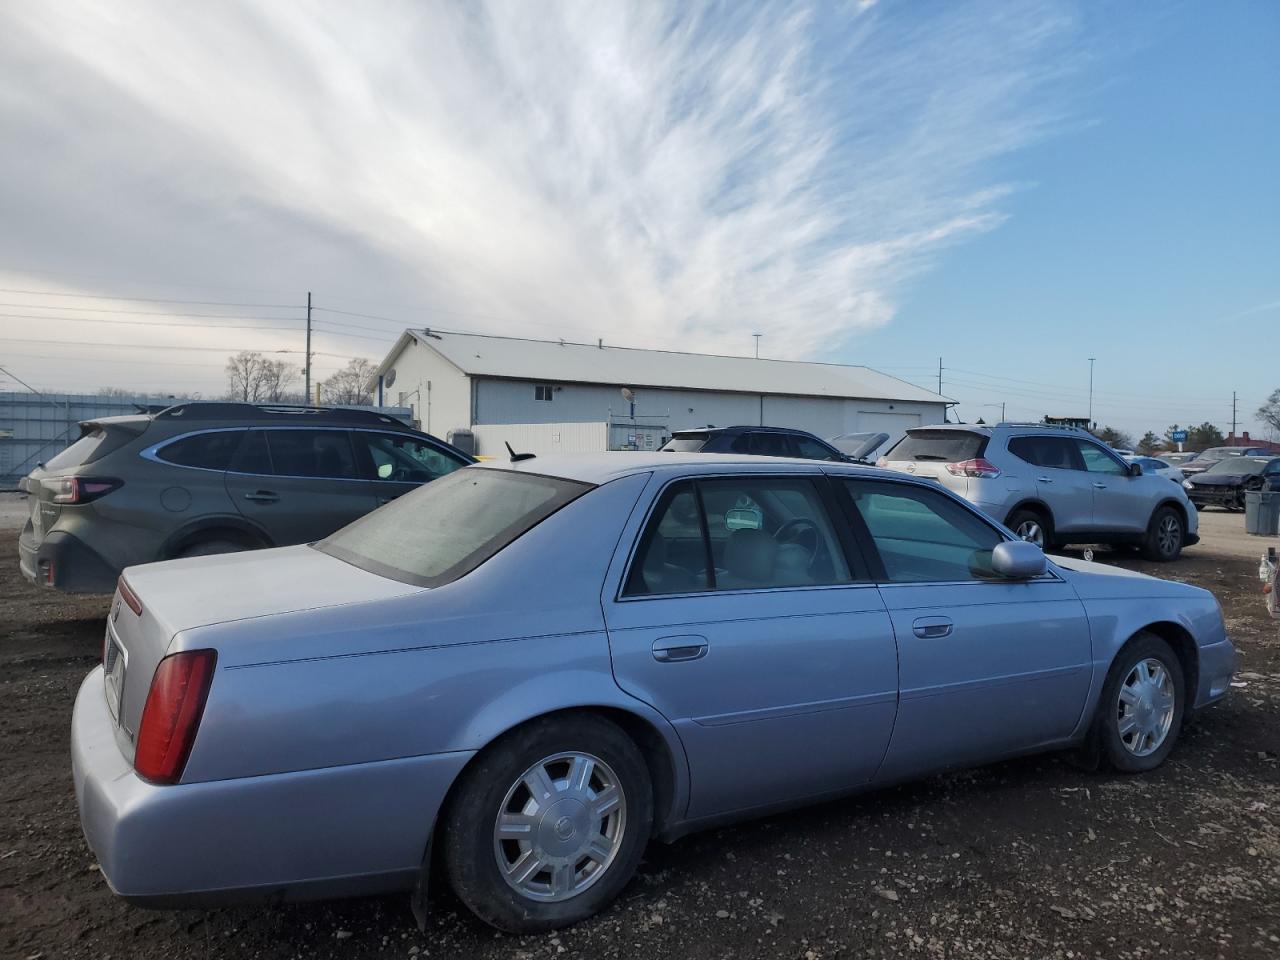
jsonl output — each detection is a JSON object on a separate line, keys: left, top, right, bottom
{"left": 753, "top": 333, "right": 762, "bottom": 358}
{"left": 1087, "top": 357, "right": 1096, "bottom": 429}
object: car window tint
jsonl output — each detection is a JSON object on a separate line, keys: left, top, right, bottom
{"left": 844, "top": 480, "right": 1002, "bottom": 582}
{"left": 792, "top": 436, "right": 839, "bottom": 461}
{"left": 358, "top": 432, "right": 466, "bottom": 483}
{"left": 886, "top": 430, "right": 987, "bottom": 462}
{"left": 661, "top": 436, "right": 708, "bottom": 452}
{"left": 230, "top": 429, "right": 272, "bottom": 475}
{"left": 748, "top": 433, "right": 792, "bottom": 457}
{"left": 319, "top": 469, "right": 590, "bottom": 587}
{"left": 700, "top": 478, "right": 852, "bottom": 590}
{"left": 1075, "top": 440, "right": 1127, "bottom": 475}
{"left": 1008, "top": 436, "right": 1079, "bottom": 470}
{"left": 155, "top": 430, "right": 243, "bottom": 470}
{"left": 265, "top": 430, "right": 357, "bottom": 479}
{"left": 44, "top": 430, "right": 107, "bottom": 470}
{"left": 624, "top": 482, "right": 711, "bottom": 596}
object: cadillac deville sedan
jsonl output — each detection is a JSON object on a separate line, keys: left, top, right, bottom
{"left": 72, "top": 454, "right": 1236, "bottom": 932}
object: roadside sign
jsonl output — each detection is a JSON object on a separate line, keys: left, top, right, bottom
{"left": 1170, "top": 430, "right": 1187, "bottom": 442}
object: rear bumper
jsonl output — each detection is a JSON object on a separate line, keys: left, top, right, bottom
{"left": 19, "top": 527, "right": 118, "bottom": 593}
{"left": 71, "top": 667, "right": 473, "bottom": 905}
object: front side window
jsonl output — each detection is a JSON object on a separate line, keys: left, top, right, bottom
{"left": 1075, "top": 440, "right": 1127, "bottom": 476}
{"left": 844, "top": 479, "right": 1003, "bottom": 582}
{"left": 319, "top": 468, "right": 591, "bottom": 587}
{"left": 624, "top": 476, "right": 853, "bottom": 596}
{"left": 155, "top": 430, "right": 244, "bottom": 470}
{"left": 358, "top": 432, "right": 467, "bottom": 483}
{"left": 265, "top": 429, "right": 358, "bottom": 479}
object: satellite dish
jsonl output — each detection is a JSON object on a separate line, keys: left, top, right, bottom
{"left": 621, "top": 387, "right": 635, "bottom": 403}
{"left": 384, "top": 368, "right": 397, "bottom": 389}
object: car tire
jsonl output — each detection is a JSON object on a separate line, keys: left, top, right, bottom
{"left": 174, "top": 539, "right": 246, "bottom": 558}
{"left": 441, "top": 714, "right": 653, "bottom": 933}
{"left": 1091, "top": 633, "right": 1185, "bottom": 773}
{"left": 1140, "top": 506, "right": 1183, "bottom": 562}
{"left": 1006, "top": 508, "right": 1053, "bottom": 550}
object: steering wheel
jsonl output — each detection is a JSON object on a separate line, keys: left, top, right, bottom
{"left": 774, "top": 517, "right": 820, "bottom": 568}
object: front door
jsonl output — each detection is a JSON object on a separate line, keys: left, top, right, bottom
{"left": 1074, "top": 438, "right": 1146, "bottom": 533}
{"left": 835, "top": 477, "right": 1093, "bottom": 781}
{"left": 603, "top": 473, "right": 899, "bottom": 820}
{"left": 225, "top": 428, "right": 377, "bottom": 545}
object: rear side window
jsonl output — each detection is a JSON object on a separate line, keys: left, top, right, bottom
{"left": 1007, "top": 436, "right": 1081, "bottom": 470}
{"left": 661, "top": 435, "right": 709, "bottom": 452}
{"left": 886, "top": 430, "right": 986, "bottom": 462}
{"left": 155, "top": 430, "right": 244, "bottom": 470}
{"left": 265, "top": 430, "right": 358, "bottom": 479}
{"left": 318, "top": 469, "right": 592, "bottom": 587}
{"left": 730, "top": 433, "right": 793, "bottom": 457}
{"left": 843, "top": 479, "right": 1003, "bottom": 582}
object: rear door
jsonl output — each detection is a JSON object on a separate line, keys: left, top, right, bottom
{"left": 1005, "top": 436, "right": 1094, "bottom": 534}
{"left": 225, "top": 428, "right": 377, "bottom": 544}
{"left": 603, "top": 472, "right": 899, "bottom": 819}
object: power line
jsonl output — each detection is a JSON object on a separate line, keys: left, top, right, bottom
{"left": 0, "top": 311, "right": 303, "bottom": 331}
{"left": 0, "top": 287, "right": 299, "bottom": 308}
{"left": 0, "top": 301, "right": 300, "bottom": 320}
{"left": 0, "top": 335, "right": 355, "bottom": 359}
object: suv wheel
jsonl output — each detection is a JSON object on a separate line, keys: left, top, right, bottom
{"left": 1006, "top": 508, "right": 1052, "bottom": 550}
{"left": 1140, "top": 506, "right": 1183, "bottom": 562}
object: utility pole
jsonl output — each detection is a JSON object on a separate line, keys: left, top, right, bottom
{"left": 304, "top": 291, "right": 313, "bottom": 402}
{"left": 1231, "top": 391, "right": 1238, "bottom": 439}
{"left": 1087, "top": 357, "right": 1096, "bottom": 428}
{"left": 753, "top": 333, "right": 762, "bottom": 358}
{"left": 937, "top": 357, "right": 943, "bottom": 395}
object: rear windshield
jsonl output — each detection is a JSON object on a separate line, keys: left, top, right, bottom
{"left": 1205, "top": 457, "right": 1270, "bottom": 475}
{"left": 885, "top": 430, "right": 987, "bottom": 462}
{"left": 660, "top": 435, "right": 709, "bottom": 452}
{"left": 43, "top": 430, "right": 109, "bottom": 470}
{"left": 316, "top": 468, "right": 593, "bottom": 587}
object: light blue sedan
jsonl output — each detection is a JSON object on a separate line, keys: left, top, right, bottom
{"left": 71, "top": 454, "right": 1236, "bottom": 932}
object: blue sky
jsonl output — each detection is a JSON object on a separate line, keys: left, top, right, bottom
{"left": 0, "top": 1, "right": 1275, "bottom": 440}
{"left": 853, "top": 1, "right": 1280, "bottom": 438}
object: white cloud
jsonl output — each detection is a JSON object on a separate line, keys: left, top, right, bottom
{"left": 0, "top": 0, "right": 1080, "bottom": 391}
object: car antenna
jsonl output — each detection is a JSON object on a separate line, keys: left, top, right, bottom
{"left": 505, "top": 441, "right": 536, "bottom": 463}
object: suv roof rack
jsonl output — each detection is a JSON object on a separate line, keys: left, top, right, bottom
{"left": 995, "top": 421, "right": 1089, "bottom": 432}
{"left": 154, "top": 402, "right": 406, "bottom": 426}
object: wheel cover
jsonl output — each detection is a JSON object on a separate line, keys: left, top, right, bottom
{"left": 493, "top": 751, "right": 626, "bottom": 903}
{"left": 1116, "top": 658, "right": 1176, "bottom": 757}
{"left": 1156, "top": 514, "right": 1181, "bottom": 556}
{"left": 1016, "top": 519, "right": 1044, "bottom": 547}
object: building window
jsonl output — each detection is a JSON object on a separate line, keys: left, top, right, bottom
{"left": 535, "top": 384, "right": 554, "bottom": 402}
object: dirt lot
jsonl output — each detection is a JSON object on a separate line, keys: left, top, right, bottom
{"left": 2, "top": 508, "right": 1278, "bottom": 960}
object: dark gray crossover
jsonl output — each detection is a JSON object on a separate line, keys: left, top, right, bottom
{"left": 18, "top": 402, "right": 472, "bottom": 591}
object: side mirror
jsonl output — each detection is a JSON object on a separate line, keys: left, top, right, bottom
{"left": 1128, "top": 462, "right": 1143, "bottom": 477}
{"left": 991, "top": 540, "right": 1048, "bottom": 579}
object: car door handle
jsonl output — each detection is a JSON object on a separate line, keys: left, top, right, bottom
{"left": 1036, "top": 476, "right": 1053, "bottom": 483}
{"left": 651, "top": 635, "right": 709, "bottom": 663}
{"left": 243, "top": 490, "right": 280, "bottom": 504}
{"left": 912, "top": 616, "right": 953, "bottom": 639}
{"left": 1092, "top": 482, "right": 1107, "bottom": 489}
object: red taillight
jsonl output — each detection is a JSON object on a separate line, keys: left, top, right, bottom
{"left": 43, "top": 561, "right": 56, "bottom": 586}
{"left": 117, "top": 577, "right": 143, "bottom": 616}
{"left": 135, "top": 650, "right": 217, "bottom": 785}
{"left": 42, "top": 476, "right": 122, "bottom": 504}
{"left": 945, "top": 458, "right": 1002, "bottom": 479}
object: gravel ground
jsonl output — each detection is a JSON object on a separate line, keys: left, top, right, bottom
{"left": 2, "top": 517, "right": 1278, "bottom": 960}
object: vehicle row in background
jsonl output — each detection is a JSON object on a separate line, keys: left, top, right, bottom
{"left": 659, "top": 425, "right": 888, "bottom": 463}
{"left": 1178, "top": 445, "right": 1274, "bottom": 478}
{"left": 877, "top": 422, "right": 1198, "bottom": 560}
{"left": 19, "top": 403, "right": 473, "bottom": 592}
{"left": 1123, "top": 455, "right": 1185, "bottom": 484}
{"left": 1183, "top": 456, "right": 1280, "bottom": 511}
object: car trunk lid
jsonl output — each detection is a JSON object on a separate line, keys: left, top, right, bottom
{"left": 104, "top": 545, "right": 424, "bottom": 762}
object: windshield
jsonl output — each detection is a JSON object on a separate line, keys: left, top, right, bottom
{"left": 660, "top": 435, "right": 709, "bottom": 452}
{"left": 1204, "top": 457, "right": 1270, "bottom": 476}
{"left": 885, "top": 430, "right": 987, "bottom": 462}
{"left": 1200, "top": 447, "right": 1244, "bottom": 460}
{"left": 317, "top": 468, "right": 593, "bottom": 586}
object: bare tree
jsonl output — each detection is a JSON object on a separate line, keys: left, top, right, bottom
{"left": 320, "top": 358, "right": 376, "bottom": 406}
{"left": 225, "top": 351, "right": 269, "bottom": 401}
{"left": 1257, "top": 389, "right": 1280, "bottom": 436}
{"left": 260, "top": 359, "right": 299, "bottom": 402}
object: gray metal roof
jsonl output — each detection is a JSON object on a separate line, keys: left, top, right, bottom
{"left": 376, "top": 330, "right": 949, "bottom": 404}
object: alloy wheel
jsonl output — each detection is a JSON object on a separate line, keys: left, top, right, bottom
{"left": 493, "top": 752, "right": 627, "bottom": 903}
{"left": 1116, "top": 658, "right": 1176, "bottom": 757}
{"left": 1156, "top": 515, "right": 1181, "bottom": 557}
{"left": 1016, "top": 520, "right": 1044, "bottom": 547}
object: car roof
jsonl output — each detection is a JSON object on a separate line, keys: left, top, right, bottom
{"left": 671, "top": 425, "right": 816, "bottom": 437}
{"left": 473, "top": 451, "right": 896, "bottom": 485}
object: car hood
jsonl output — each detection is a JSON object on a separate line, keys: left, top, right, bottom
{"left": 1189, "top": 473, "right": 1248, "bottom": 486}
{"left": 1048, "top": 554, "right": 1207, "bottom": 601}
{"left": 123, "top": 544, "right": 424, "bottom": 636}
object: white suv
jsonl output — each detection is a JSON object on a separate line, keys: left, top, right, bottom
{"left": 877, "top": 423, "right": 1199, "bottom": 561}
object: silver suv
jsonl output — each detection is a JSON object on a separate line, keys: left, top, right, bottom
{"left": 877, "top": 423, "right": 1199, "bottom": 561}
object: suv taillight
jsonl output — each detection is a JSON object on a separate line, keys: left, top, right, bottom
{"left": 945, "top": 458, "right": 1001, "bottom": 479}
{"left": 41, "top": 476, "right": 122, "bottom": 504}
{"left": 135, "top": 650, "right": 217, "bottom": 785}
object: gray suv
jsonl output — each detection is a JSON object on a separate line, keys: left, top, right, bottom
{"left": 18, "top": 402, "right": 473, "bottom": 592}
{"left": 878, "top": 423, "right": 1199, "bottom": 561}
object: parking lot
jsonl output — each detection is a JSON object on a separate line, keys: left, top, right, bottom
{"left": 0, "top": 500, "right": 1276, "bottom": 959}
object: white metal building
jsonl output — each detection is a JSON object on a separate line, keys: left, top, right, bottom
{"left": 371, "top": 330, "right": 949, "bottom": 456}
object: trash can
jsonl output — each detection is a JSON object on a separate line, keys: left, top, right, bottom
{"left": 1245, "top": 490, "right": 1280, "bottom": 536}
